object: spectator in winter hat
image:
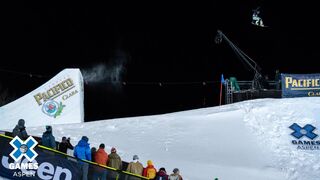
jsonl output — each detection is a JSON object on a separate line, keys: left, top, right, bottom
{"left": 156, "top": 167, "right": 169, "bottom": 180}
{"left": 133, "top": 155, "right": 139, "bottom": 160}
{"left": 74, "top": 136, "right": 91, "bottom": 180}
{"left": 169, "top": 168, "right": 183, "bottom": 180}
{"left": 93, "top": 143, "right": 108, "bottom": 180}
{"left": 107, "top": 147, "right": 122, "bottom": 179}
{"left": 91, "top": 147, "right": 97, "bottom": 162}
{"left": 126, "top": 155, "right": 144, "bottom": 180}
{"left": 88, "top": 147, "right": 97, "bottom": 179}
{"left": 143, "top": 160, "right": 157, "bottom": 179}
{"left": 12, "top": 119, "right": 28, "bottom": 140}
{"left": 74, "top": 136, "right": 91, "bottom": 161}
{"left": 41, "top": 125, "right": 56, "bottom": 149}
{"left": 58, "top": 136, "right": 74, "bottom": 153}
{"left": 94, "top": 143, "right": 108, "bottom": 165}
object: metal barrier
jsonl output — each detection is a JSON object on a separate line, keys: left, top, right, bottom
{"left": 224, "top": 80, "right": 282, "bottom": 104}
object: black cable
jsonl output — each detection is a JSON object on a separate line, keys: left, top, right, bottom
{"left": 0, "top": 68, "right": 221, "bottom": 86}
{"left": 97, "top": 80, "right": 221, "bottom": 86}
{"left": 0, "top": 68, "right": 48, "bottom": 78}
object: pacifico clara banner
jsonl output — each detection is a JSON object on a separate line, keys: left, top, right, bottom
{"left": 281, "top": 73, "right": 320, "bottom": 98}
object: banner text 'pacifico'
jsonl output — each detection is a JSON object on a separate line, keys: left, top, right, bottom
{"left": 285, "top": 77, "right": 320, "bottom": 89}
{"left": 33, "top": 78, "right": 74, "bottom": 105}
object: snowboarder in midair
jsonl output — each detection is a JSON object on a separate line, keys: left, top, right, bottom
{"left": 252, "top": 7, "right": 265, "bottom": 27}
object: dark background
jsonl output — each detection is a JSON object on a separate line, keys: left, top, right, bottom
{"left": 1, "top": 1, "right": 320, "bottom": 121}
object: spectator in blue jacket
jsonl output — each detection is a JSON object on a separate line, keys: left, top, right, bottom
{"left": 41, "top": 125, "right": 56, "bottom": 149}
{"left": 74, "top": 136, "right": 91, "bottom": 180}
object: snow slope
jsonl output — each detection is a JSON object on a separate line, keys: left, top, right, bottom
{"left": 22, "top": 97, "right": 320, "bottom": 180}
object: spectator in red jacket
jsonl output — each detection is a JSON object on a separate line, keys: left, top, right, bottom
{"left": 93, "top": 143, "right": 108, "bottom": 180}
{"left": 143, "top": 160, "right": 157, "bottom": 179}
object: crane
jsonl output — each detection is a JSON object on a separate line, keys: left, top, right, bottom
{"left": 215, "top": 30, "right": 264, "bottom": 90}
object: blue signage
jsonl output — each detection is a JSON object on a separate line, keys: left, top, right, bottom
{"left": 281, "top": 73, "right": 320, "bottom": 98}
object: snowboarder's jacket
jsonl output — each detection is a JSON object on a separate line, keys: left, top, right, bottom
{"left": 155, "top": 170, "right": 169, "bottom": 180}
{"left": 168, "top": 174, "right": 183, "bottom": 180}
{"left": 143, "top": 160, "right": 157, "bottom": 179}
{"left": 12, "top": 119, "right": 28, "bottom": 140}
{"left": 42, "top": 131, "right": 56, "bottom": 149}
{"left": 74, "top": 138, "right": 91, "bottom": 161}
{"left": 126, "top": 160, "right": 144, "bottom": 179}
{"left": 94, "top": 148, "right": 108, "bottom": 165}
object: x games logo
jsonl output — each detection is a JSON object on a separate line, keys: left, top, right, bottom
{"left": 289, "top": 123, "right": 320, "bottom": 150}
{"left": 289, "top": 123, "right": 318, "bottom": 140}
{"left": 9, "top": 136, "right": 38, "bottom": 162}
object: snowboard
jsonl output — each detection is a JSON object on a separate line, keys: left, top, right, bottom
{"left": 251, "top": 22, "right": 268, "bottom": 28}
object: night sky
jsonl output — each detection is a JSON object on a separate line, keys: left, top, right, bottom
{"left": 1, "top": 1, "right": 320, "bottom": 121}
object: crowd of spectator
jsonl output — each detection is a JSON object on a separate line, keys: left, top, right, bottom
{"left": 11, "top": 119, "right": 183, "bottom": 180}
